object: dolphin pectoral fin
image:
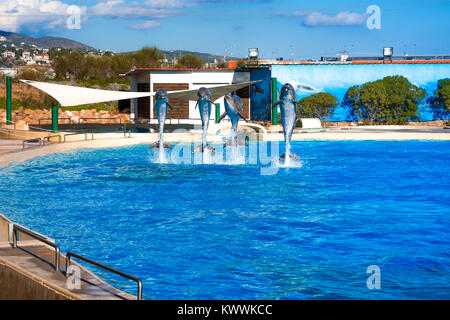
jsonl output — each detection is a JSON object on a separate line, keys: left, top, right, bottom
{"left": 218, "top": 112, "right": 227, "bottom": 123}
{"left": 208, "top": 100, "right": 215, "bottom": 105}
{"left": 272, "top": 100, "right": 281, "bottom": 109}
{"left": 238, "top": 113, "right": 247, "bottom": 122}
{"left": 195, "top": 101, "right": 199, "bottom": 109}
{"left": 167, "top": 103, "right": 173, "bottom": 110}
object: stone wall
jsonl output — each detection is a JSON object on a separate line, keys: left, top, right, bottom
{"left": 0, "top": 108, "right": 130, "bottom": 126}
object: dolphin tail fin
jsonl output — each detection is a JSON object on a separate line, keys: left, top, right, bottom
{"left": 280, "top": 152, "right": 299, "bottom": 162}
{"left": 150, "top": 141, "right": 172, "bottom": 149}
{"left": 238, "top": 112, "right": 247, "bottom": 122}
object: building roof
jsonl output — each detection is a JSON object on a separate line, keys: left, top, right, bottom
{"left": 125, "top": 67, "right": 236, "bottom": 76}
{"left": 258, "top": 60, "right": 450, "bottom": 66}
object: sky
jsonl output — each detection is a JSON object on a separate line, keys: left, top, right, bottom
{"left": 0, "top": 0, "right": 449, "bottom": 59}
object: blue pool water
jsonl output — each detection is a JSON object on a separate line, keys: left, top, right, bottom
{"left": 0, "top": 141, "right": 449, "bottom": 299}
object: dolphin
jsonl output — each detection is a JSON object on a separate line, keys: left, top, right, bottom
{"left": 218, "top": 94, "right": 247, "bottom": 147}
{"left": 150, "top": 88, "right": 172, "bottom": 150}
{"left": 193, "top": 87, "right": 216, "bottom": 153}
{"left": 272, "top": 83, "right": 299, "bottom": 161}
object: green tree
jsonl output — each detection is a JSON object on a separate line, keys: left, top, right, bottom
{"left": 427, "top": 78, "right": 450, "bottom": 119}
{"left": 131, "top": 47, "right": 164, "bottom": 68}
{"left": 359, "top": 80, "right": 388, "bottom": 124}
{"left": 51, "top": 47, "right": 164, "bottom": 81}
{"left": 381, "top": 76, "right": 426, "bottom": 124}
{"left": 216, "top": 61, "right": 227, "bottom": 68}
{"left": 297, "top": 92, "right": 339, "bottom": 123}
{"left": 342, "top": 76, "right": 426, "bottom": 124}
{"left": 18, "top": 68, "right": 46, "bottom": 81}
{"left": 237, "top": 59, "right": 246, "bottom": 67}
{"left": 176, "top": 54, "right": 205, "bottom": 68}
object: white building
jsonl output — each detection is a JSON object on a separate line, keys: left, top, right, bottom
{"left": 34, "top": 54, "right": 50, "bottom": 65}
{"left": 0, "top": 36, "right": 7, "bottom": 41}
{"left": 21, "top": 51, "right": 33, "bottom": 64}
{"left": 2, "top": 51, "right": 15, "bottom": 59}
{"left": 125, "top": 68, "right": 251, "bottom": 124}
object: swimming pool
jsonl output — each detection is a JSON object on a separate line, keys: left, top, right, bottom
{"left": 1, "top": 141, "right": 449, "bottom": 299}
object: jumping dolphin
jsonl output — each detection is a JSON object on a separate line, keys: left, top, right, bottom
{"left": 193, "top": 87, "right": 216, "bottom": 153}
{"left": 218, "top": 93, "right": 247, "bottom": 147}
{"left": 272, "top": 83, "right": 299, "bottom": 161}
{"left": 150, "top": 88, "right": 172, "bottom": 150}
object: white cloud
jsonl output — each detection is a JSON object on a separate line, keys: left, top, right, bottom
{"left": 90, "top": 0, "right": 194, "bottom": 18}
{"left": 292, "top": 11, "right": 366, "bottom": 27}
{"left": 131, "top": 20, "right": 161, "bottom": 29}
{"left": 0, "top": 0, "right": 194, "bottom": 32}
{"left": 0, "top": 0, "right": 87, "bottom": 32}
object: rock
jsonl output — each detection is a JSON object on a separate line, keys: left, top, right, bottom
{"left": 70, "top": 116, "right": 80, "bottom": 124}
{"left": 16, "top": 120, "right": 28, "bottom": 130}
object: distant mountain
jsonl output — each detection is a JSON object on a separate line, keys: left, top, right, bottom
{"left": 0, "top": 31, "right": 94, "bottom": 50}
{"left": 0, "top": 30, "right": 236, "bottom": 62}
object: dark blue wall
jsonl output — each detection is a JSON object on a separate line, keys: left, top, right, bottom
{"left": 248, "top": 67, "right": 272, "bottom": 121}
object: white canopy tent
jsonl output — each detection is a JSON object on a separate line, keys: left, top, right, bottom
{"left": 20, "top": 79, "right": 261, "bottom": 107}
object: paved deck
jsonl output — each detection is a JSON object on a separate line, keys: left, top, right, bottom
{"left": 0, "top": 139, "right": 22, "bottom": 155}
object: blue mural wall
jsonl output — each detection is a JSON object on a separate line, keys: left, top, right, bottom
{"left": 249, "top": 67, "right": 272, "bottom": 121}
{"left": 272, "top": 63, "right": 450, "bottom": 121}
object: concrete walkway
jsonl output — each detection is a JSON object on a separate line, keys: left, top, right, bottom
{"left": 0, "top": 244, "right": 136, "bottom": 300}
{"left": 0, "top": 139, "right": 22, "bottom": 155}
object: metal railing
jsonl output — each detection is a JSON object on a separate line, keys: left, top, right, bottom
{"left": 12, "top": 224, "right": 60, "bottom": 271}
{"left": 0, "top": 121, "right": 16, "bottom": 130}
{"left": 63, "top": 131, "right": 94, "bottom": 142}
{"left": 22, "top": 137, "right": 42, "bottom": 149}
{"left": 65, "top": 251, "right": 142, "bottom": 300}
{"left": 78, "top": 117, "right": 122, "bottom": 124}
{"left": 38, "top": 118, "right": 71, "bottom": 125}
{"left": 43, "top": 135, "right": 62, "bottom": 145}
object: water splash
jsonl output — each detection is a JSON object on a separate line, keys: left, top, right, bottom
{"left": 149, "top": 146, "right": 169, "bottom": 164}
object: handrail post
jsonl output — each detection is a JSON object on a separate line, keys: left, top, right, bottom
{"left": 52, "top": 102, "right": 59, "bottom": 133}
{"left": 13, "top": 228, "right": 17, "bottom": 248}
{"left": 271, "top": 77, "right": 278, "bottom": 125}
{"left": 65, "top": 251, "right": 143, "bottom": 300}
{"left": 6, "top": 76, "right": 12, "bottom": 125}
{"left": 12, "top": 224, "right": 60, "bottom": 272}
{"left": 55, "top": 246, "right": 60, "bottom": 271}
